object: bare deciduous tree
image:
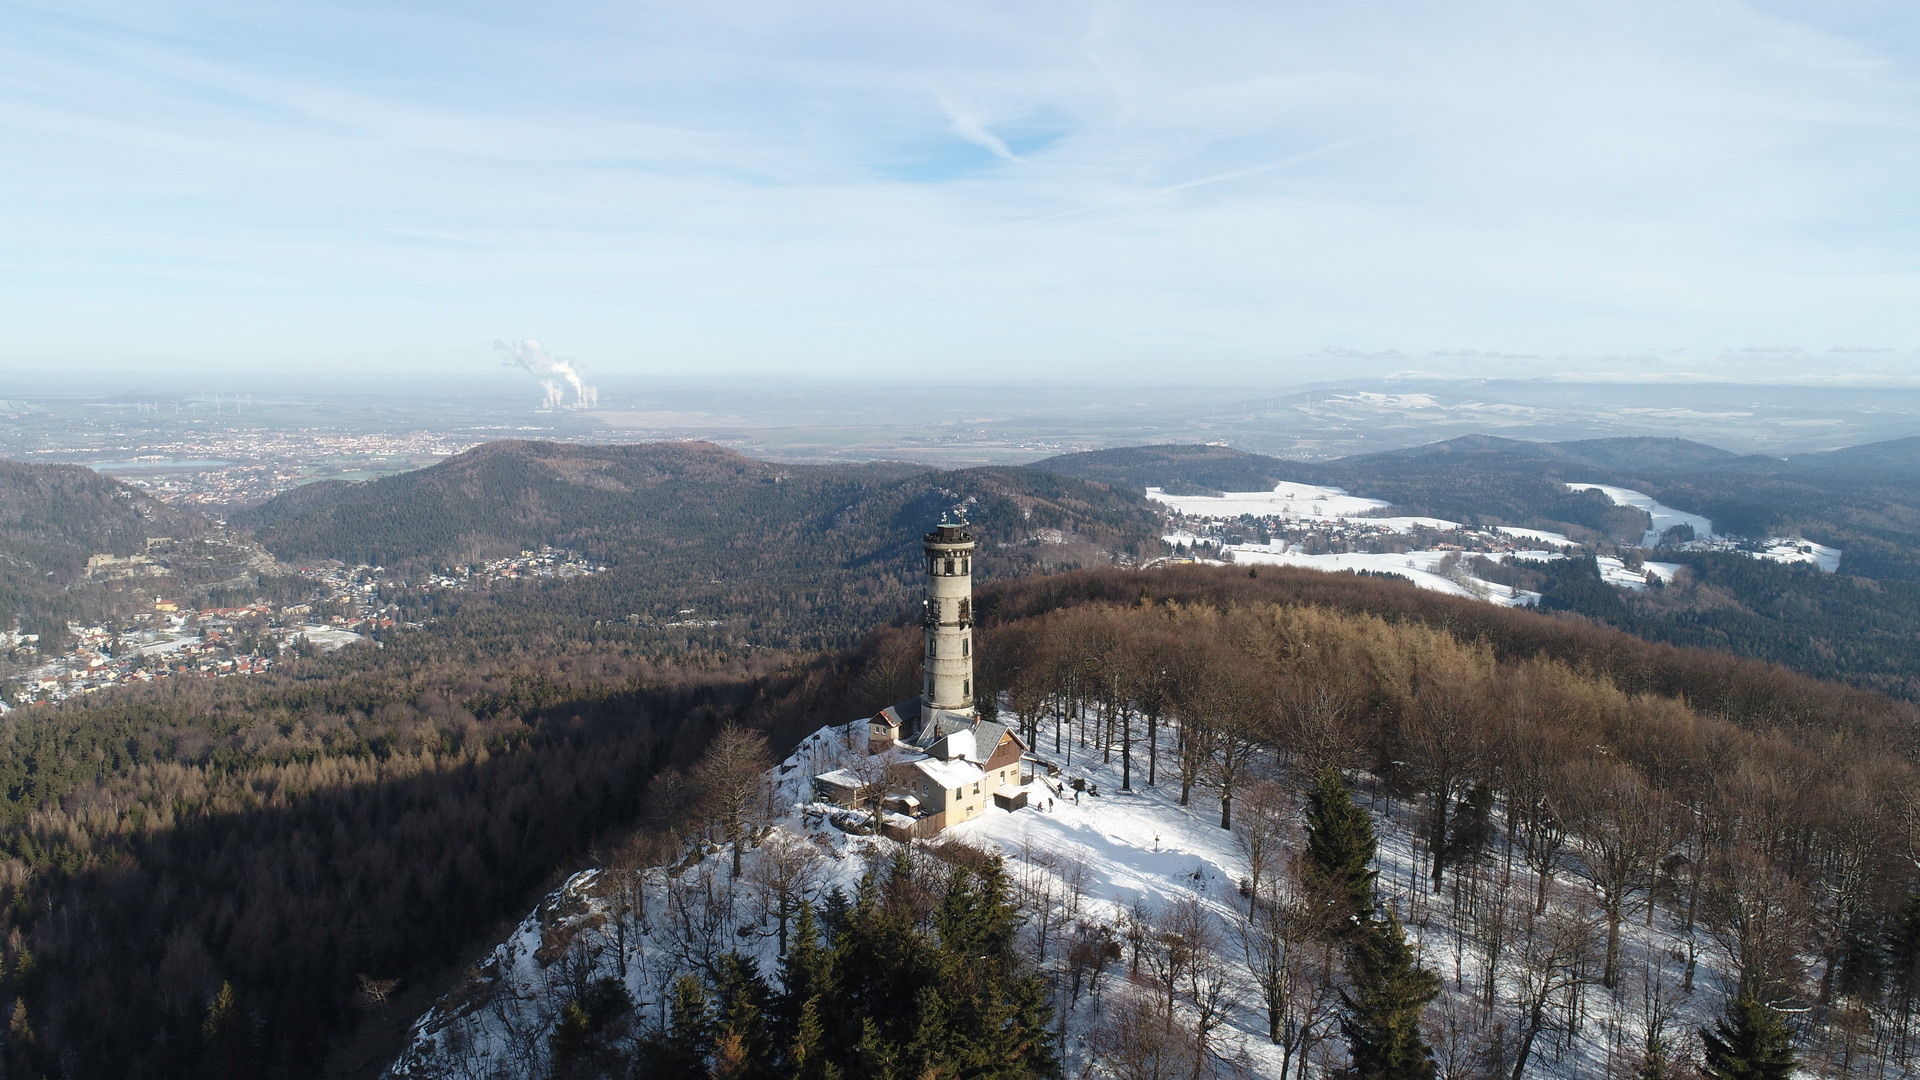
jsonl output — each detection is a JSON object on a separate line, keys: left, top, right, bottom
{"left": 1235, "top": 855, "right": 1337, "bottom": 1080}
{"left": 1566, "top": 761, "right": 1674, "bottom": 988}
{"left": 1091, "top": 986, "right": 1204, "bottom": 1080}
{"left": 1233, "top": 780, "right": 1291, "bottom": 917}
{"left": 1507, "top": 897, "right": 1600, "bottom": 1080}
{"left": 693, "top": 724, "right": 773, "bottom": 876}
{"left": 1704, "top": 843, "right": 1810, "bottom": 1007}
{"left": 745, "top": 828, "right": 824, "bottom": 956}
{"left": 1399, "top": 663, "right": 1492, "bottom": 891}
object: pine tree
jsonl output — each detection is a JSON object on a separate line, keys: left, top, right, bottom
{"left": 789, "top": 995, "right": 841, "bottom": 1080}
{"left": 198, "top": 981, "right": 258, "bottom": 1080}
{"left": 714, "top": 953, "right": 775, "bottom": 1080}
{"left": 1338, "top": 914, "right": 1440, "bottom": 1080}
{"left": 1699, "top": 994, "right": 1795, "bottom": 1080}
{"left": 776, "top": 901, "right": 833, "bottom": 1049}
{"left": 854, "top": 1016, "right": 898, "bottom": 1080}
{"left": 646, "top": 973, "right": 714, "bottom": 1076}
{"left": 932, "top": 858, "right": 1020, "bottom": 961}
{"left": 1304, "top": 768, "right": 1379, "bottom": 931}
{"left": 901, "top": 983, "right": 952, "bottom": 1079}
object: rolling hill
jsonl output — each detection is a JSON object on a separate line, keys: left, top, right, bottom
{"left": 231, "top": 440, "right": 1167, "bottom": 652}
{"left": 0, "top": 461, "right": 224, "bottom": 637}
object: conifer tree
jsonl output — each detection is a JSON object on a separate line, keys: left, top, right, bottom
{"left": 933, "top": 858, "right": 1021, "bottom": 961}
{"left": 1337, "top": 915, "right": 1440, "bottom": 1080}
{"left": 776, "top": 901, "right": 833, "bottom": 1049}
{"left": 714, "top": 953, "right": 775, "bottom": 1080}
{"left": 901, "top": 983, "right": 952, "bottom": 1079}
{"left": 1699, "top": 994, "right": 1795, "bottom": 1080}
{"left": 5, "top": 998, "right": 41, "bottom": 1080}
{"left": 647, "top": 974, "right": 714, "bottom": 1076}
{"left": 199, "top": 981, "right": 258, "bottom": 1080}
{"left": 1304, "top": 768, "right": 1379, "bottom": 931}
{"left": 789, "top": 995, "right": 840, "bottom": 1080}
{"left": 854, "top": 1016, "right": 898, "bottom": 1080}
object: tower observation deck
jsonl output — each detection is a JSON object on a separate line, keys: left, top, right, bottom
{"left": 922, "top": 521, "right": 975, "bottom": 714}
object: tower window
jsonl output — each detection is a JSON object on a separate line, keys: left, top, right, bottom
{"left": 963, "top": 558, "right": 969, "bottom": 573}
{"left": 963, "top": 679, "right": 970, "bottom": 696}
{"left": 945, "top": 559, "right": 954, "bottom": 575}
{"left": 962, "top": 639, "right": 969, "bottom": 656}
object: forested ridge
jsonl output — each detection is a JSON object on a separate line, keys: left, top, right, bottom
{"left": 966, "top": 565, "right": 1920, "bottom": 1076}
{"left": 232, "top": 439, "right": 1163, "bottom": 656}
{"left": 0, "top": 626, "right": 911, "bottom": 1080}
{"left": 1534, "top": 551, "right": 1920, "bottom": 701}
{"left": 417, "top": 562, "right": 1920, "bottom": 1079}
{"left": 1036, "top": 433, "right": 1920, "bottom": 569}
{"left": 1038, "top": 436, "right": 1920, "bottom": 698}
{"left": 0, "top": 462, "right": 213, "bottom": 637}
{"left": 4, "top": 561, "right": 1919, "bottom": 1076}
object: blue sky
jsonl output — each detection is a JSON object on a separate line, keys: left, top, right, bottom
{"left": 3, "top": 1, "right": 1918, "bottom": 386}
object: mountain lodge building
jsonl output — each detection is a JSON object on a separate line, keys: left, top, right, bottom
{"left": 814, "top": 520, "right": 1032, "bottom": 835}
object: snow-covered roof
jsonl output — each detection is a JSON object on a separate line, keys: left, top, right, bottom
{"left": 912, "top": 712, "right": 1016, "bottom": 759}
{"left": 911, "top": 756, "right": 985, "bottom": 790}
{"left": 930, "top": 728, "right": 976, "bottom": 762}
{"left": 813, "top": 768, "right": 866, "bottom": 790}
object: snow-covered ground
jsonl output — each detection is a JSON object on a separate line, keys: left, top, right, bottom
{"left": 1507, "top": 552, "right": 1684, "bottom": 591}
{"left": 295, "top": 624, "right": 371, "bottom": 651}
{"left": 1753, "top": 538, "right": 1841, "bottom": 572}
{"left": 389, "top": 717, "right": 1741, "bottom": 1080}
{"left": 1222, "top": 546, "right": 1541, "bottom": 607}
{"left": 1493, "top": 526, "right": 1573, "bottom": 547}
{"left": 1566, "top": 484, "right": 1843, "bottom": 572}
{"left": 1148, "top": 484, "right": 1459, "bottom": 534}
{"left": 1563, "top": 484, "right": 1716, "bottom": 547}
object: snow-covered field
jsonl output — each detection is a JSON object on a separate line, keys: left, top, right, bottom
{"left": 1148, "top": 484, "right": 1458, "bottom": 534}
{"left": 1742, "top": 538, "right": 1842, "bottom": 573}
{"left": 1494, "top": 526, "right": 1573, "bottom": 547}
{"left": 1222, "top": 546, "right": 1542, "bottom": 607}
{"left": 1567, "top": 484, "right": 1843, "bottom": 572}
{"left": 389, "top": 719, "right": 1739, "bottom": 1080}
{"left": 1563, "top": 484, "right": 1717, "bottom": 547}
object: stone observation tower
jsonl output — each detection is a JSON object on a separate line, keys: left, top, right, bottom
{"left": 922, "top": 520, "right": 976, "bottom": 714}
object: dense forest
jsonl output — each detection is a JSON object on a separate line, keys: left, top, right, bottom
{"left": 1535, "top": 552, "right": 1920, "bottom": 701}
{"left": 0, "top": 462, "right": 217, "bottom": 639}
{"left": 414, "top": 561, "right": 1920, "bottom": 1079}
{"left": 0, "top": 626, "right": 904, "bottom": 1079}
{"left": 971, "top": 565, "right": 1916, "bottom": 1077}
{"left": 1038, "top": 436, "right": 1920, "bottom": 698}
{"left": 231, "top": 440, "right": 1163, "bottom": 656}
{"left": 6, "top": 561, "right": 1920, "bottom": 1076}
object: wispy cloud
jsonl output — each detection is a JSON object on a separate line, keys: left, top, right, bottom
{"left": 938, "top": 94, "right": 1021, "bottom": 162}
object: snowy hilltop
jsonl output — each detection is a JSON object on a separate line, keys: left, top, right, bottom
{"left": 387, "top": 711, "right": 1761, "bottom": 1080}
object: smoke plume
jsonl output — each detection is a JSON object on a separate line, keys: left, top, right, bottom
{"left": 495, "top": 338, "right": 599, "bottom": 410}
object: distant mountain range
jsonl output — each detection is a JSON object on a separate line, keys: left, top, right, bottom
{"left": 8, "top": 430, "right": 1920, "bottom": 691}
{"left": 1034, "top": 433, "right": 1920, "bottom": 576}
